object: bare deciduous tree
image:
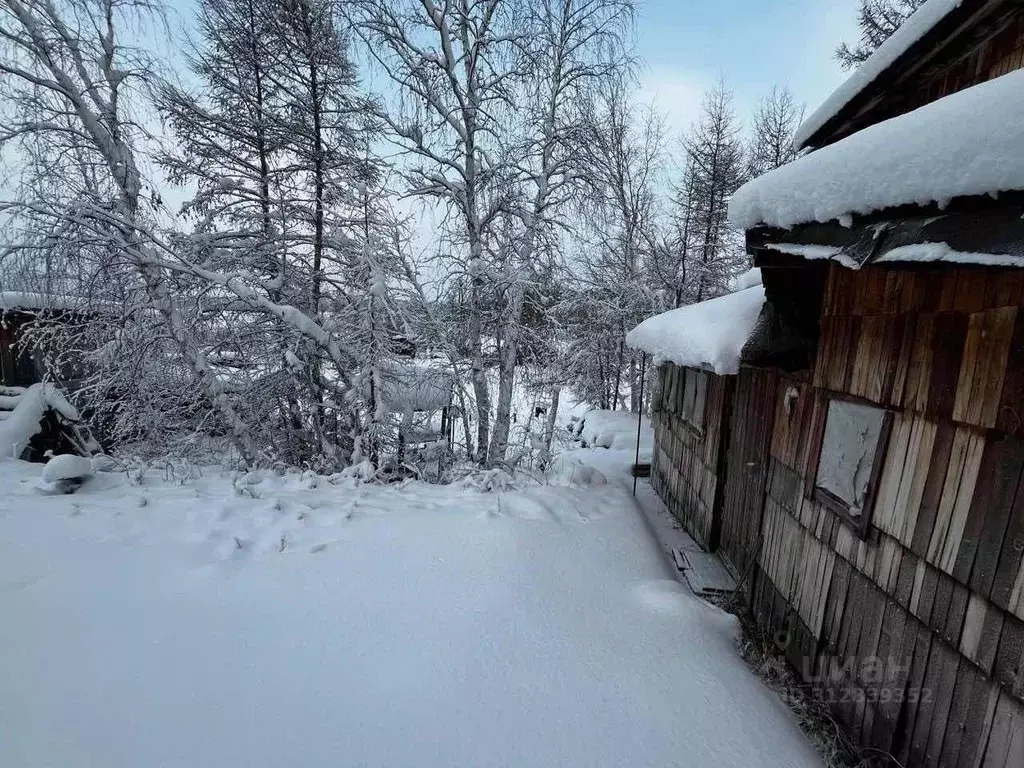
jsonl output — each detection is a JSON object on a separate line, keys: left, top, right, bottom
{"left": 747, "top": 85, "right": 802, "bottom": 178}
{"left": 351, "top": 0, "right": 527, "bottom": 463}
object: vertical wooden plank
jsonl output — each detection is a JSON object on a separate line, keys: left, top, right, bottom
{"left": 893, "top": 619, "right": 934, "bottom": 766}
{"left": 995, "top": 312, "right": 1024, "bottom": 436}
{"left": 989, "top": 472, "right": 1024, "bottom": 613}
{"left": 901, "top": 418, "right": 938, "bottom": 547}
{"left": 970, "top": 435, "right": 1024, "bottom": 599}
{"left": 912, "top": 423, "right": 956, "bottom": 559}
{"left": 906, "top": 313, "right": 936, "bottom": 412}
{"left": 960, "top": 593, "right": 988, "bottom": 664}
{"left": 955, "top": 311, "right": 987, "bottom": 425}
{"left": 992, "top": 270, "right": 1023, "bottom": 308}
{"left": 874, "top": 412, "right": 913, "bottom": 539}
{"left": 954, "top": 269, "right": 988, "bottom": 314}
{"left": 941, "top": 662, "right": 986, "bottom": 767}
{"left": 896, "top": 550, "right": 919, "bottom": 609}
{"left": 978, "top": 307, "right": 1017, "bottom": 429}
{"left": 908, "top": 637, "right": 947, "bottom": 765}
{"left": 943, "top": 580, "right": 971, "bottom": 649}
{"left": 823, "top": 558, "right": 852, "bottom": 654}
{"left": 925, "top": 641, "right": 961, "bottom": 767}
{"left": 940, "top": 431, "right": 987, "bottom": 574}
{"left": 981, "top": 691, "right": 1024, "bottom": 768}
{"left": 891, "top": 312, "right": 916, "bottom": 408}
{"left": 927, "top": 427, "right": 972, "bottom": 567}
{"left": 993, "top": 615, "right": 1024, "bottom": 700}
{"left": 928, "top": 313, "right": 969, "bottom": 421}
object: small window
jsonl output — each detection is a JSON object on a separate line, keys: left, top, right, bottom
{"left": 809, "top": 396, "right": 892, "bottom": 537}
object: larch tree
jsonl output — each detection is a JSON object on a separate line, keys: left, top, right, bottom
{"left": 270, "top": 0, "right": 372, "bottom": 460}
{"left": 836, "top": 0, "right": 927, "bottom": 69}
{"left": 677, "top": 78, "right": 746, "bottom": 303}
{"left": 747, "top": 85, "right": 802, "bottom": 178}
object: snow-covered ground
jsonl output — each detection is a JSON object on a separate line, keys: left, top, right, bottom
{"left": 0, "top": 458, "right": 820, "bottom": 767}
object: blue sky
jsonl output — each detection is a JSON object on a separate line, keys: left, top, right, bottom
{"left": 160, "top": 0, "right": 862, "bottom": 137}
{"left": 634, "top": 0, "right": 861, "bottom": 137}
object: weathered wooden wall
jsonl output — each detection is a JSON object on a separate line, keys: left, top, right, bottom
{"left": 0, "top": 311, "right": 38, "bottom": 387}
{"left": 718, "top": 366, "right": 778, "bottom": 578}
{"left": 651, "top": 364, "right": 729, "bottom": 551}
{"left": 750, "top": 264, "right": 1024, "bottom": 767}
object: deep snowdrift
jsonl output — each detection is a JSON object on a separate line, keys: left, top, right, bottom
{"left": 0, "top": 460, "right": 820, "bottom": 767}
{"left": 577, "top": 409, "right": 654, "bottom": 461}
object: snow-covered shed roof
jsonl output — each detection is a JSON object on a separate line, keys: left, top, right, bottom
{"left": 794, "top": 0, "right": 962, "bottom": 150}
{"left": 0, "top": 291, "right": 96, "bottom": 313}
{"left": 730, "top": 69, "right": 1024, "bottom": 235}
{"left": 626, "top": 285, "right": 766, "bottom": 376}
{"left": 377, "top": 360, "right": 454, "bottom": 414}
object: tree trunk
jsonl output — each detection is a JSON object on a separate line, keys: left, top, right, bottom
{"left": 489, "top": 279, "right": 525, "bottom": 464}
{"left": 541, "top": 385, "right": 561, "bottom": 467}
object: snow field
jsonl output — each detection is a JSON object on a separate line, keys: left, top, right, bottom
{"left": 0, "top": 459, "right": 820, "bottom": 767}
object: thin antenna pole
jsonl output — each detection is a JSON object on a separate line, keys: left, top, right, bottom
{"left": 632, "top": 353, "right": 647, "bottom": 497}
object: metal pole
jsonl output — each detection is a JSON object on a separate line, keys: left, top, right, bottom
{"left": 632, "top": 353, "right": 647, "bottom": 497}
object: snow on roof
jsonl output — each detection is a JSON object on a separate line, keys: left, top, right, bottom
{"left": 730, "top": 69, "right": 1024, "bottom": 231}
{"left": 794, "top": 0, "right": 962, "bottom": 150}
{"left": 764, "top": 243, "right": 862, "bottom": 270}
{"left": 0, "top": 291, "right": 83, "bottom": 312}
{"left": 378, "top": 360, "right": 454, "bottom": 414}
{"left": 625, "top": 285, "right": 766, "bottom": 376}
{"left": 873, "top": 242, "right": 1024, "bottom": 267}
{"left": 728, "top": 267, "right": 762, "bottom": 292}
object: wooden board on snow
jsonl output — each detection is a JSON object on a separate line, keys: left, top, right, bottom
{"left": 675, "top": 549, "right": 737, "bottom": 597}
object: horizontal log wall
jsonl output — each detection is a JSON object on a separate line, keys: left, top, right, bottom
{"left": 651, "top": 364, "right": 727, "bottom": 550}
{"left": 752, "top": 265, "right": 1024, "bottom": 767}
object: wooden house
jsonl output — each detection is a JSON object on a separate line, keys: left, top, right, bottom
{"left": 1, "top": 292, "right": 100, "bottom": 460}
{"left": 0, "top": 295, "right": 45, "bottom": 387}
{"left": 630, "top": 1, "right": 1024, "bottom": 764}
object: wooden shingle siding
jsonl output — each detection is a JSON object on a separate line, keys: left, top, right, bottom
{"left": 651, "top": 364, "right": 729, "bottom": 550}
{"left": 647, "top": 261, "right": 1024, "bottom": 764}
{"left": 816, "top": 266, "right": 1024, "bottom": 432}
{"left": 718, "top": 366, "right": 777, "bottom": 576}
{"left": 751, "top": 265, "right": 1024, "bottom": 765}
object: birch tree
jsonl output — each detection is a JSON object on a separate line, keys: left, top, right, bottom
{"left": 351, "top": 0, "right": 526, "bottom": 463}
{"left": 487, "top": 0, "right": 634, "bottom": 462}
{"left": 0, "top": 0, "right": 266, "bottom": 463}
